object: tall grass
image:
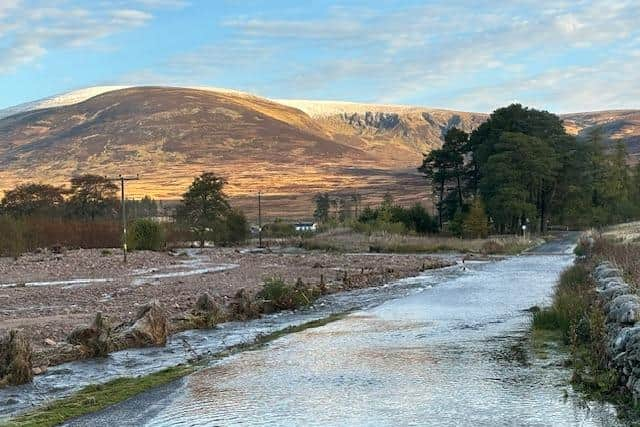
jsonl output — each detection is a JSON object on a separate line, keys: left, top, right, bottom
{"left": 0, "top": 217, "right": 122, "bottom": 256}
{"left": 0, "top": 217, "right": 204, "bottom": 257}
{"left": 0, "top": 216, "right": 26, "bottom": 258}
{"left": 532, "top": 265, "right": 593, "bottom": 341}
{"left": 590, "top": 237, "right": 640, "bottom": 287}
{"left": 298, "top": 228, "right": 536, "bottom": 254}
{"left": 532, "top": 263, "right": 618, "bottom": 395}
{"left": 23, "top": 218, "right": 122, "bottom": 249}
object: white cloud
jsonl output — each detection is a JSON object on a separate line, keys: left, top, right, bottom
{"left": 0, "top": 1, "right": 169, "bottom": 74}
{"left": 216, "top": 0, "right": 640, "bottom": 112}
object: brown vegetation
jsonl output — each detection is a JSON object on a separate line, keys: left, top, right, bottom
{"left": 0, "top": 330, "right": 33, "bottom": 387}
{"left": 0, "top": 87, "right": 483, "bottom": 217}
{"left": 589, "top": 237, "right": 640, "bottom": 287}
{"left": 297, "top": 228, "right": 537, "bottom": 254}
{"left": 0, "top": 217, "right": 121, "bottom": 255}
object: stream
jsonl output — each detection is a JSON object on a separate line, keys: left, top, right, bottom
{"left": 1, "top": 235, "right": 623, "bottom": 426}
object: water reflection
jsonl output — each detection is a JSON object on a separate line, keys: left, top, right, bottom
{"left": 144, "top": 254, "right": 620, "bottom": 426}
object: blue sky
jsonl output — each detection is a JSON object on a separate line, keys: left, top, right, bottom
{"left": 0, "top": 0, "right": 639, "bottom": 112}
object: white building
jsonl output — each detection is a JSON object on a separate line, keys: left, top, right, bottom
{"left": 294, "top": 222, "right": 317, "bottom": 232}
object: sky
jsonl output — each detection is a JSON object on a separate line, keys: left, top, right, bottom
{"left": 0, "top": 0, "right": 638, "bottom": 113}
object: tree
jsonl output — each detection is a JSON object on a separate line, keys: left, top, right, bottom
{"left": 223, "top": 209, "right": 249, "bottom": 244}
{"left": 126, "top": 196, "right": 158, "bottom": 219}
{"left": 419, "top": 148, "right": 448, "bottom": 229}
{"left": 419, "top": 127, "right": 469, "bottom": 229}
{"left": 67, "top": 175, "right": 118, "bottom": 220}
{"left": 443, "top": 128, "right": 469, "bottom": 208}
{"left": 480, "top": 132, "right": 559, "bottom": 232}
{"left": 1, "top": 183, "right": 65, "bottom": 217}
{"left": 313, "top": 193, "right": 331, "bottom": 222}
{"left": 632, "top": 162, "right": 640, "bottom": 208}
{"left": 463, "top": 198, "right": 489, "bottom": 238}
{"left": 337, "top": 196, "right": 353, "bottom": 222}
{"left": 469, "top": 105, "right": 566, "bottom": 233}
{"left": 176, "top": 172, "right": 230, "bottom": 247}
{"left": 351, "top": 192, "right": 362, "bottom": 217}
{"left": 406, "top": 203, "right": 438, "bottom": 234}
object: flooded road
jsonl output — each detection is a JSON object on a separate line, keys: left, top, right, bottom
{"left": 72, "top": 235, "right": 621, "bottom": 426}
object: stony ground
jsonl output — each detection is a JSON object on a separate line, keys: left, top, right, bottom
{"left": 0, "top": 247, "right": 453, "bottom": 355}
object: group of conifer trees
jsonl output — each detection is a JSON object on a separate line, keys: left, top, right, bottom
{"left": 420, "top": 104, "right": 640, "bottom": 233}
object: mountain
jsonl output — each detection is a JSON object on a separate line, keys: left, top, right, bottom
{"left": 0, "top": 86, "right": 637, "bottom": 217}
{"left": 562, "top": 110, "right": 640, "bottom": 161}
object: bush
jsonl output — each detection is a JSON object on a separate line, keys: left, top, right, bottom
{"left": 257, "top": 277, "right": 318, "bottom": 310}
{"left": 262, "top": 220, "right": 297, "bottom": 238}
{"left": 127, "top": 219, "right": 165, "bottom": 251}
{"left": 214, "top": 210, "right": 249, "bottom": 245}
{"left": 355, "top": 203, "right": 437, "bottom": 235}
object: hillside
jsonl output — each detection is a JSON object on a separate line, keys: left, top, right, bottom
{"left": 0, "top": 87, "right": 483, "bottom": 217}
{"left": 0, "top": 86, "right": 637, "bottom": 217}
{"left": 562, "top": 110, "right": 640, "bottom": 160}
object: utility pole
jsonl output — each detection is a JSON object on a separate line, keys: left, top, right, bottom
{"left": 258, "top": 191, "right": 263, "bottom": 248}
{"left": 108, "top": 174, "right": 139, "bottom": 263}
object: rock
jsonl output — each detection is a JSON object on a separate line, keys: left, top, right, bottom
{"left": 118, "top": 301, "right": 168, "bottom": 347}
{"left": 613, "top": 326, "right": 640, "bottom": 353}
{"left": 0, "top": 330, "right": 33, "bottom": 387}
{"left": 606, "top": 294, "right": 640, "bottom": 325}
{"left": 44, "top": 338, "right": 57, "bottom": 347}
{"left": 67, "top": 313, "right": 111, "bottom": 357}
{"left": 229, "top": 288, "right": 261, "bottom": 320}
{"left": 597, "top": 277, "right": 627, "bottom": 290}
{"left": 598, "top": 284, "right": 631, "bottom": 302}
{"left": 189, "top": 293, "right": 226, "bottom": 328}
{"left": 594, "top": 261, "right": 614, "bottom": 272}
{"left": 195, "top": 293, "right": 216, "bottom": 312}
{"left": 595, "top": 266, "right": 623, "bottom": 281}
{"left": 32, "top": 367, "right": 42, "bottom": 375}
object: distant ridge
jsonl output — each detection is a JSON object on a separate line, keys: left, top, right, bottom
{"left": 0, "top": 85, "right": 637, "bottom": 216}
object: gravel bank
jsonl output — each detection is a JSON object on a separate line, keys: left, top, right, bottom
{"left": 0, "top": 247, "right": 453, "bottom": 361}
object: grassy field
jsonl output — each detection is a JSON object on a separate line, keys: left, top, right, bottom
{"left": 296, "top": 228, "right": 539, "bottom": 254}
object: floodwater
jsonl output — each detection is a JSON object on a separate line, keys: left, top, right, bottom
{"left": 68, "top": 235, "right": 621, "bottom": 426}
{"left": 0, "top": 257, "right": 452, "bottom": 420}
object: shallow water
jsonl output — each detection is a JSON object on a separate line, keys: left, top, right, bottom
{"left": 0, "top": 259, "right": 452, "bottom": 419}
{"left": 3, "top": 237, "right": 622, "bottom": 425}
{"left": 73, "top": 238, "right": 621, "bottom": 426}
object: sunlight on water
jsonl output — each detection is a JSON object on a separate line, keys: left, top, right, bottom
{"left": 142, "top": 253, "right": 620, "bottom": 426}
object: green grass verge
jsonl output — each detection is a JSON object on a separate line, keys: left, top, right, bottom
{"left": 2, "top": 365, "right": 194, "bottom": 427}
{"left": 530, "top": 328, "right": 564, "bottom": 359}
{"left": 2, "top": 313, "right": 348, "bottom": 427}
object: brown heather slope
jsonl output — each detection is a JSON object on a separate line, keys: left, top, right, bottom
{"left": 0, "top": 87, "right": 486, "bottom": 217}
{"left": 562, "top": 110, "right": 640, "bottom": 161}
{"left": 0, "top": 86, "right": 637, "bottom": 218}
